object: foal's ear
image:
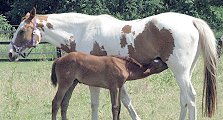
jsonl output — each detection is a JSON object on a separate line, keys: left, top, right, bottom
{"left": 129, "top": 57, "right": 143, "bottom": 68}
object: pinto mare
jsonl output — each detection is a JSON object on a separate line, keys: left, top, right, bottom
{"left": 51, "top": 52, "right": 168, "bottom": 120}
{"left": 8, "top": 8, "right": 217, "bottom": 120}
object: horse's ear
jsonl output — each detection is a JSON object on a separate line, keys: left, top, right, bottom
{"left": 28, "top": 7, "right": 36, "bottom": 20}
{"left": 21, "top": 12, "right": 30, "bottom": 21}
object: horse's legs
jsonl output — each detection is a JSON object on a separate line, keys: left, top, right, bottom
{"left": 110, "top": 87, "right": 121, "bottom": 120}
{"left": 61, "top": 80, "right": 79, "bottom": 120}
{"left": 167, "top": 58, "right": 198, "bottom": 120}
{"left": 52, "top": 81, "right": 72, "bottom": 120}
{"left": 89, "top": 84, "right": 139, "bottom": 120}
{"left": 89, "top": 86, "right": 100, "bottom": 120}
{"left": 120, "top": 85, "right": 141, "bottom": 120}
{"left": 174, "top": 73, "right": 197, "bottom": 120}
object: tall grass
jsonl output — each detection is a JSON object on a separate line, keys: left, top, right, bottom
{"left": 0, "top": 57, "right": 222, "bottom": 120}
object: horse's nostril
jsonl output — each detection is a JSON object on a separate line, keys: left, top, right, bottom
{"left": 8, "top": 52, "right": 16, "bottom": 61}
{"left": 9, "top": 52, "right": 12, "bottom": 58}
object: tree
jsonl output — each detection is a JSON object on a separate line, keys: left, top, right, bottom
{"left": 2, "top": 0, "right": 222, "bottom": 32}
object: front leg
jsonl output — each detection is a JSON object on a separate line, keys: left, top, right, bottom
{"left": 89, "top": 86, "right": 101, "bottom": 120}
{"left": 120, "top": 85, "right": 141, "bottom": 120}
{"left": 110, "top": 87, "right": 121, "bottom": 120}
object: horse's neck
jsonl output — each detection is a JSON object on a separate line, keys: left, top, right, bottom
{"left": 40, "top": 13, "right": 95, "bottom": 48}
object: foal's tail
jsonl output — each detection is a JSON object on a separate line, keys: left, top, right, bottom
{"left": 193, "top": 19, "right": 217, "bottom": 117}
{"left": 51, "top": 58, "right": 59, "bottom": 87}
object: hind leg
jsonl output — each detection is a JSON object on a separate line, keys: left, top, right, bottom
{"left": 167, "top": 56, "right": 199, "bottom": 120}
{"left": 120, "top": 85, "right": 141, "bottom": 120}
{"left": 61, "top": 80, "right": 79, "bottom": 120}
{"left": 89, "top": 86, "right": 101, "bottom": 120}
{"left": 174, "top": 72, "right": 197, "bottom": 120}
{"left": 52, "top": 80, "right": 73, "bottom": 120}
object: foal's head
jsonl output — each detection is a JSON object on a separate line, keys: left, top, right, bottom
{"left": 114, "top": 56, "right": 168, "bottom": 80}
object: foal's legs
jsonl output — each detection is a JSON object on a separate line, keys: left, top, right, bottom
{"left": 52, "top": 80, "right": 73, "bottom": 120}
{"left": 120, "top": 85, "right": 141, "bottom": 120}
{"left": 61, "top": 80, "right": 79, "bottom": 120}
{"left": 110, "top": 87, "right": 121, "bottom": 120}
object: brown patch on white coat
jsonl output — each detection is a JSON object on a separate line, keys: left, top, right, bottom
{"left": 122, "top": 25, "right": 132, "bottom": 34}
{"left": 120, "top": 25, "right": 136, "bottom": 48}
{"left": 46, "top": 22, "right": 54, "bottom": 29}
{"left": 120, "top": 35, "right": 127, "bottom": 48}
{"left": 59, "top": 36, "right": 77, "bottom": 53}
{"left": 51, "top": 52, "right": 168, "bottom": 120}
{"left": 127, "top": 19, "right": 175, "bottom": 63}
{"left": 35, "top": 15, "right": 54, "bottom": 31}
{"left": 90, "top": 41, "right": 107, "bottom": 56}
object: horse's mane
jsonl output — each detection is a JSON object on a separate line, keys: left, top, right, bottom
{"left": 111, "top": 55, "right": 142, "bottom": 67}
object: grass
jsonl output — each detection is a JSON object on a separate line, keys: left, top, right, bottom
{"left": 0, "top": 33, "right": 58, "bottom": 60}
{"left": 0, "top": 42, "right": 58, "bottom": 60}
{"left": 0, "top": 56, "right": 223, "bottom": 120}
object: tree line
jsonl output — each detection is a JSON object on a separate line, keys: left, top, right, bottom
{"left": 0, "top": 0, "right": 222, "bottom": 32}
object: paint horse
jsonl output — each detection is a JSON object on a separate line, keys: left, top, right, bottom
{"left": 51, "top": 52, "right": 168, "bottom": 120}
{"left": 8, "top": 8, "right": 217, "bottom": 120}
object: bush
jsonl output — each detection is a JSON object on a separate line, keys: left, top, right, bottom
{"left": 0, "top": 14, "right": 12, "bottom": 31}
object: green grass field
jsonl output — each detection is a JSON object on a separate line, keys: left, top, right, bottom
{"left": 0, "top": 57, "right": 223, "bottom": 120}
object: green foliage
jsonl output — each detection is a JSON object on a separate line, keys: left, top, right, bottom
{"left": 0, "top": 15, "right": 11, "bottom": 31}
{"left": 1, "top": 0, "right": 222, "bottom": 35}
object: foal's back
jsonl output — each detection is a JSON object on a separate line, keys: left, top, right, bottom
{"left": 56, "top": 52, "right": 129, "bottom": 89}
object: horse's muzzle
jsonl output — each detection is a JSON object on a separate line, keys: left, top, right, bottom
{"left": 8, "top": 52, "right": 18, "bottom": 61}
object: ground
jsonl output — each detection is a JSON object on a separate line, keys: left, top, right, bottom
{"left": 0, "top": 57, "right": 222, "bottom": 120}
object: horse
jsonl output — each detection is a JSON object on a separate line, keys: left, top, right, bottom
{"left": 8, "top": 8, "right": 217, "bottom": 120}
{"left": 51, "top": 52, "right": 168, "bottom": 120}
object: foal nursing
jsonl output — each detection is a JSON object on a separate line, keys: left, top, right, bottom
{"left": 51, "top": 52, "right": 168, "bottom": 120}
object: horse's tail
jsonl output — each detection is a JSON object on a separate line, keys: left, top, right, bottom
{"left": 193, "top": 19, "right": 217, "bottom": 117}
{"left": 51, "top": 58, "right": 59, "bottom": 87}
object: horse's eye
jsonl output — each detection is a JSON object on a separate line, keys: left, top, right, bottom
{"left": 19, "top": 30, "right": 25, "bottom": 34}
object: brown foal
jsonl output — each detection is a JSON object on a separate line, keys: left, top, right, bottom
{"left": 51, "top": 52, "right": 168, "bottom": 120}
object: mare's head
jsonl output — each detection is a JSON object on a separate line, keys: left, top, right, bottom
{"left": 8, "top": 8, "right": 41, "bottom": 61}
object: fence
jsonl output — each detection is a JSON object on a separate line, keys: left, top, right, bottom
{"left": 0, "top": 26, "right": 62, "bottom": 62}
